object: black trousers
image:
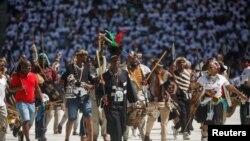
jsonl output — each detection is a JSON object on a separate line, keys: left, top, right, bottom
{"left": 240, "top": 102, "right": 250, "bottom": 125}
{"left": 104, "top": 107, "right": 126, "bottom": 141}
{"left": 35, "top": 112, "right": 47, "bottom": 139}
{"left": 174, "top": 99, "right": 191, "bottom": 133}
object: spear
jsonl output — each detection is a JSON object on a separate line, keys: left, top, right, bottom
{"left": 184, "top": 48, "right": 202, "bottom": 131}
{"left": 184, "top": 88, "right": 205, "bottom": 132}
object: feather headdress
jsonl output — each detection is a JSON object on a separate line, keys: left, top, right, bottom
{"left": 103, "top": 30, "right": 126, "bottom": 58}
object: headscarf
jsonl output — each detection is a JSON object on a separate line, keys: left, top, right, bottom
{"left": 38, "top": 53, "right": 51, "bottom": 66}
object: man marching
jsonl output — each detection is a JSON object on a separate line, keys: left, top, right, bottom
{"left": 123, "top": 51, "right": 151, "bottom": 141}
{"left": 144, "top": 59, "right": 172, "bottom": 141}
{"left": 10, "top": 60, "right": 45, "bottom": 141}
{"left": 98, "top": 30, "right": 138, "bottom": 141}
{"left": 63, "top": 49, "right": 95, "bottom": 141}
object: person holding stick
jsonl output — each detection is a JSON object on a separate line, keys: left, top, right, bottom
{"left": 123, "top": 51, "right": 151, "bottom": 141}
{"left": 98, "top": 30, "right": 138, "bottom": 141}
{"left": 89, "top": 34, "right": 110, "bottom": 141}
{"left": 143, "top": 57, "right": 172, "bottom": 141}
{"left": 172, "top": 57, "right": 192, "bottom": 140}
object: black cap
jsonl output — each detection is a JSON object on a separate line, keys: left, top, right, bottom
{"left": 87, "top": 57, "right": 93, "bottom": 62}
{"left": 108, "top": 46, "right": 123, "bottom": 59}
{"left": 241, "top": 56, "right": 250, "bottom": 62}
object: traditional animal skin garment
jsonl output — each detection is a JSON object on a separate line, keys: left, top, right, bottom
{"left": 149, "top": 70, "right": 168, "bottom": 102}
{"left": 127, "top": 65, "right": 143, "bottom": 91}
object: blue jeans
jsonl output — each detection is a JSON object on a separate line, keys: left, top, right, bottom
{"left": 66, "top": 95, "right": 92, "bottom": 121}
{"left": 16, "top": 102, "right": 35, "bottom": 125}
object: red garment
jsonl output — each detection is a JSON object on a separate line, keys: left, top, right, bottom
{"left": 11, "top": 72, "right": 38, "bottom": 103}
{"left": 40, "top": 67, "right": 57, "bottom": 82}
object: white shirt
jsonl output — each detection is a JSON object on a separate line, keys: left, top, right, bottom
{"left": 0, "top": 75, "right": 7, "bottom": 106}
{"left": 229, "top": 67, "right": 250, "bottom": 87}
{"left": 241, "top": 66, "right": 250, "bottom": 81}
{"left": 197, "top": 73, "right": 229, "bottom": 98}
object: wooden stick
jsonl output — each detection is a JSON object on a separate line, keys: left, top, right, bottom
{"left": 99, "top": 33, "right": 112, "bottom": 44}
{"left": 97, "top": 33, "right": 106, "bottom": 107}
{"left": 227, "top": 67, "right": 231, "bottom": 79}
{"left": 98, "top": 31, "right": 101, "bottom": 51}
{"left": 41, "top": 32, "right": 45, "bottom": 69}
{"left": 97, "top": 32, "right": 105, "bottom": 72}
{"left": 96, "top": 50, "right": 101, "bottom": 69}
{"left": 146, "top": 50, "right": 167, "bottom": 81}
{"left": 32, "top": 35, "right": 38, "bottom": 62}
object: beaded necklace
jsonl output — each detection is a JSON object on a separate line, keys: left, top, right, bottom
{"left": 73, "top": 63, "right": 84, "bottom": 82}
{"left": 109, "top": 68, "right": 121, "bottom": 84}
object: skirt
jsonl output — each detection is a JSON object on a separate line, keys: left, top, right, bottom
{"left": 195, "top": 102, "right": 224, "bottom": 125}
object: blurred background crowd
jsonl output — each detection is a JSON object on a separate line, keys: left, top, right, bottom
{"left": 1, "top": 0, "right": 249, "bottom": 77}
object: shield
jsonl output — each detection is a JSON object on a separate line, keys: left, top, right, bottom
{"left": 184, "top": 88, "right": 204, "bottom": 131}
{"left": 127, "top": 101, "right": 146, "bottom": 127}
{"left": 226, "top": 96, "right": 241, "bottom": 117}
{"left": 223, "top": 85, "right": 232, "bottom": 107}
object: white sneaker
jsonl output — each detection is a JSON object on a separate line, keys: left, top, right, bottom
{"left": 172, "top": 128, "right": 178, "bottom": 139}
{"left": 132, "top": 128, "right": 138, "bottom": 137}
{"left": 183, "top": 132, "right": 190, "bottom": 140}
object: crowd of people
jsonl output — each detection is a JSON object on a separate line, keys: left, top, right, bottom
{"left": 1, "top": 0, "right": 249, "bottom": 77}
{"left": 0, "top": 27, "right": 249, "bottom": 141}
{"left": 0, "top": 1, "right": 250, "bottom": 141}
{"left": 0, "top": 37, "right": 249, "bottom": 141}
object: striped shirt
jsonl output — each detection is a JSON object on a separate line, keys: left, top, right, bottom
{"left": 174, "top": 69, "right": 191, "bottom": 95}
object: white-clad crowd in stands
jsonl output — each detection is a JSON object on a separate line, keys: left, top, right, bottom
{"left": 2, "top": 0, "right": 249, "bottom": 77}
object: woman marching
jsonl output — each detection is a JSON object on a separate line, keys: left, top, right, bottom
{"left": 193, "top": 58, "right": 248, "bottom": 141}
